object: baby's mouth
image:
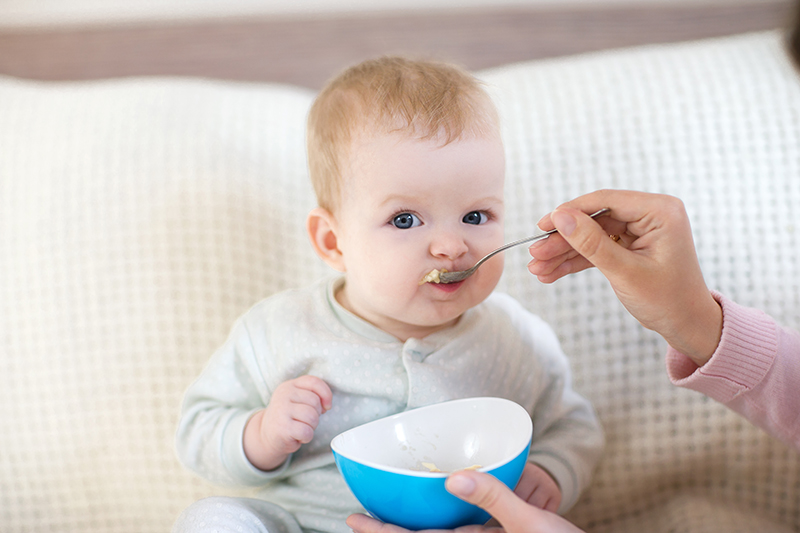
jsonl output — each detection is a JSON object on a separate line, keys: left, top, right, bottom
{"left": 419, "top": 268, "right": 448, "bottom": 285}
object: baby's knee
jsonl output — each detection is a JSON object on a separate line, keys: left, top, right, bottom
{"left": 173, "top": 496, "right": 297, "bottom": 533}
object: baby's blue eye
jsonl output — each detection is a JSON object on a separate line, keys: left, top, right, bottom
{"left": 463, "top": 211, "right": 488, "bottom": 225}
{"left": 392, "top": 213, "right": 421, "bottom": 229}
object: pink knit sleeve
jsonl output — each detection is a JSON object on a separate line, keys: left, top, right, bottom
{"left": 666, "top": 291, "right": 800, "bottom": 450}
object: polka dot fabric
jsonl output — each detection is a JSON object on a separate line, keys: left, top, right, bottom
{"left": 2, "top": 30, "right": 799, "bottom": 533}
{"left": 173, "top": 279, "right": 602, "bottom": 528}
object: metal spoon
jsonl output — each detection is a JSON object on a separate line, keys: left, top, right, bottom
{"left": 433, "top": 208, "right": 611, "bottom": 284}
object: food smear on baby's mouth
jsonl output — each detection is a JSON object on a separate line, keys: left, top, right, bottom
{"left": 419, "top": 268, "right": 447, "bottom": 285}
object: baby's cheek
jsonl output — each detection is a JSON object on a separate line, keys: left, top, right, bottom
{"left": 479, "top": 257, "right": 504, "bottom": 290}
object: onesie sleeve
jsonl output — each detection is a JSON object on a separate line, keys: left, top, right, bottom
{"left": 175, "top": 315, "right": 289, "bottom": 487}
{"left": 506, "top": 304, "right": 604, "bottom": 515}
{"left": 667, "top": 291, "right": 800, "bottom": 450}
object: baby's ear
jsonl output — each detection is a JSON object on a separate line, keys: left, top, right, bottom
{"left": 307, "top": 207, "right": 346, "bottom": 272}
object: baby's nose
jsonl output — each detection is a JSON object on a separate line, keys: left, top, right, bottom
{"left": 429, "top": 231, "right": 469, "bottom": 260}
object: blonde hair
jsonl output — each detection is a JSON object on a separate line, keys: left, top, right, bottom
{"left": 307, "top": 56, "right": 499, "bottom": 211}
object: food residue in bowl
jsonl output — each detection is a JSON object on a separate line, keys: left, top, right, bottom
{"left": 419, "top": 462, "right": 481, "bottom": 473}
{"left": 419, "top": 269, "right": 447, "bottom": 285}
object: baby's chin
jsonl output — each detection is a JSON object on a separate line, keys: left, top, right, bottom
{"left": 409, "top": 308, "right": 469, "bottom": 332}
{"left": 402, "top": 322, "right": 459, "bottom": 340}
{"left": 384, "top": 311, "right": 461, "bottom": 339}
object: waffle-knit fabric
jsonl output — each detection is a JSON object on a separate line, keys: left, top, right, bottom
{"left": 480, "top": 31, "right": 800, "bottom": 532}
{"left": 0, "top": 78, "right": 324, "bottom": 532}
{"left": 1, "top": 31, "right": 799, "bottom": 532}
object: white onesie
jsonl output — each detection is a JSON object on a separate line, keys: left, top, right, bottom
{"left": 174, "top": 276, "right": 603, "bottom": 533}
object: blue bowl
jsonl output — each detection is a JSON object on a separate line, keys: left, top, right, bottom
{"left": 331, "top": 397, "right": 533, "bottom": 531}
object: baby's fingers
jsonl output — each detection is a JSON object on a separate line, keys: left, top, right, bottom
{"left": 292, "top": 375, "right": 333, "bottom": 412}
{"left": 285, "top": 417, "right": 316, "bottom": 445}
{"left": 291, "top": 402, "right": 325, "bottom": 431}
{"left": 524, "top": 486, "right": 560, "bottom": 514}
{"left": 289, "top": 387, "right": 330, "bottom": 417}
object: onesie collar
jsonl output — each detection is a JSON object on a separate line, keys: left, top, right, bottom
{"left": 325, "top": 276, "right": 400, "bottom": 344}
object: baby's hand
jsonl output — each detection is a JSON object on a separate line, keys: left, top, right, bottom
{"left": 514, "top": 462, "right": 562, "bottom": 513}
{"left": 244, "top": 375, "right": 333, "bottom": 471}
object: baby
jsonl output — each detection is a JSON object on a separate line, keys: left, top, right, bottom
{"left": 173, "top": 56, "right": 604, "bottom": 533}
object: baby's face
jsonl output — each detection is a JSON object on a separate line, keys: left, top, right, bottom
{"left": 333, "top": 131, "right": 505, "bottom": 341}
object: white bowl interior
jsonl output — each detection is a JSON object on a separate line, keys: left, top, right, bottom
{"left": 332, "top": 397, "right": 532, "bottom": 474}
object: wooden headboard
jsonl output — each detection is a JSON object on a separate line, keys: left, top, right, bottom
{"left": 0, "top": 2, "right": 794, "bottom": 89}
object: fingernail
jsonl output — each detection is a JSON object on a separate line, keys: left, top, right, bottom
{"left": 536, "top": 214, "right": 550, "bottom": 228}
{"left": 446, "top": 474, "right": 476, "bottom": 496}
{"left": 551, "top": 210, "right": 576, "bottom": 237}
{"left": 529, "top": 238, "right": 548, "bottom": 249}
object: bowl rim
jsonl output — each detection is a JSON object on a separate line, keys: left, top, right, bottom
{"left": 330, "top": 397, "right": 533, "bottom": 477}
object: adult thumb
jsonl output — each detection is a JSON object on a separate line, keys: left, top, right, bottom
{"left": 446, "top": 471, "right": 535, "bottom": 532}
{"left": 551, "top": 207, "right": 621, "bottom": 272}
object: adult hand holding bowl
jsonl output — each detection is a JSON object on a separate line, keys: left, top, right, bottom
{"left": 347, "top": 470, "right": 585, "bottom": 533}
{"left": 331, "top": 397, "right": 533, "bottom": 530}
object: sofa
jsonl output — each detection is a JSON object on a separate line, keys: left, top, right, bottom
{"left": 2, "top": 30, "right": 799, "bottom": 533}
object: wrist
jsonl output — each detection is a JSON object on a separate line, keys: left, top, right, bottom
{"left": 243, "top": 409, "right": 289, "bottom": 472}
{"left": 666, "top": 291, "right": 723, "bottom": 367}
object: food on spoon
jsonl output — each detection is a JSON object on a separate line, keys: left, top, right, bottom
{"left": 419, "top": 268, "right": 447, "bottom": 285}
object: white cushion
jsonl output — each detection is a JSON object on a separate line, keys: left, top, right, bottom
{"left": 0, "top": 77, "right": 323, "bottom": 530}
{"left": 1, "top": 30, "right": 799, "bottom": 532}
{"left": 480, "top": 30, "right": 800, "bottom": 532}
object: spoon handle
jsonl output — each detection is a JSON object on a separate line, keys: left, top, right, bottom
{"left": 479, "top": 207, "right": 610, "bottom": 265}
{"left": 437, "top": 207, "right": 610, "bottom": 284}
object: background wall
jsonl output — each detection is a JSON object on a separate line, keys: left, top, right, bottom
{"left": 0, "top": 0, "right": 787, "bottom": 29}
{"left": 0, "top": 0, "right": 794, "bottom": 89}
